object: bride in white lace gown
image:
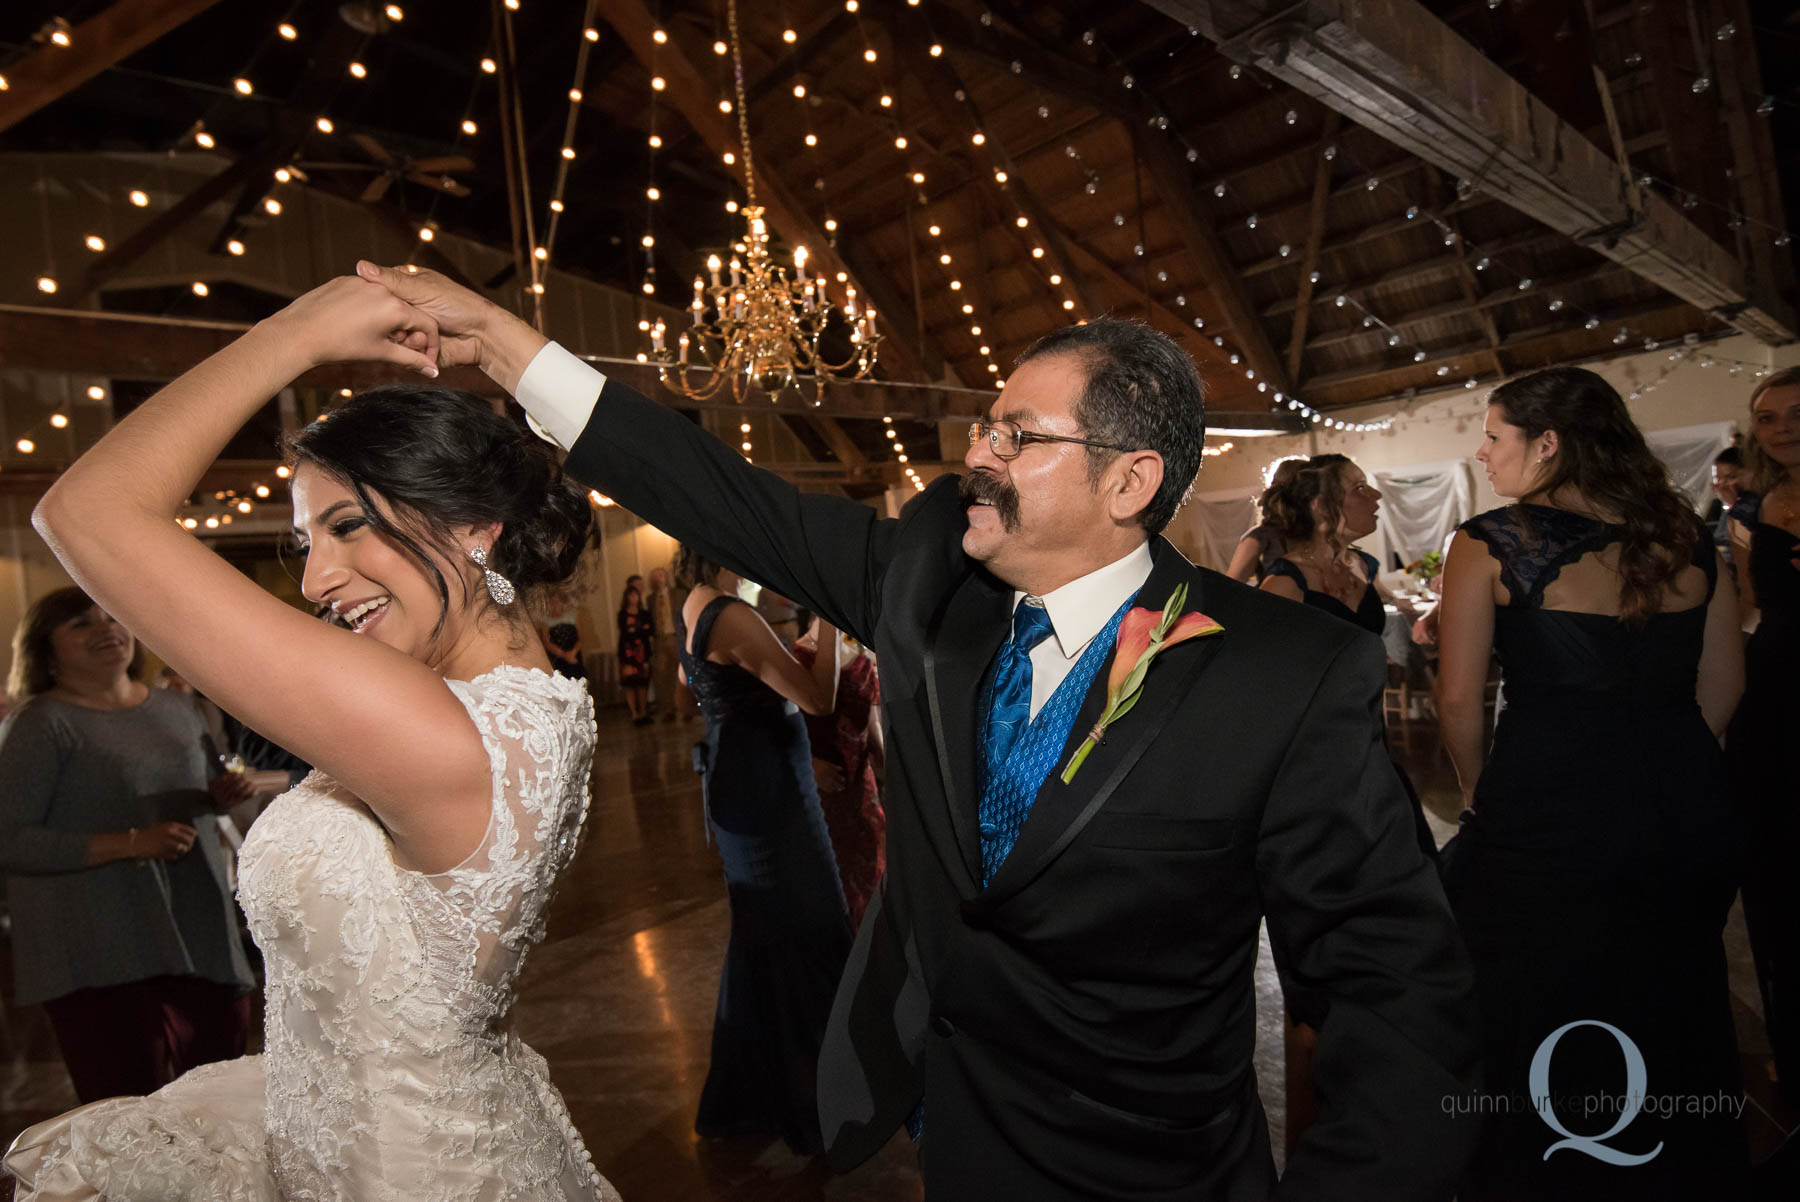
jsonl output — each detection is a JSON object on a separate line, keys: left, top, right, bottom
{"left": 5, "top": 277, "right": 619, "bottom": 1200}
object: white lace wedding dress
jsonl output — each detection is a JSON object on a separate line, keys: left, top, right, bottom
{"left": 4, "top": 666, "right": 620, "bottom": 1201}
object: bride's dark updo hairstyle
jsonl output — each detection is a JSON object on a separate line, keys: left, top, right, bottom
{"left": 286, "top": 387, "right": 593, "bottom": 639}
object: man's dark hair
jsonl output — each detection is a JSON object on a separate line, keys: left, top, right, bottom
{"left": 1713, "top": 445, "right": 1742, "bottom": 468}
{"left": 1014, "top": 318, "right": 1206, "bottom": 536}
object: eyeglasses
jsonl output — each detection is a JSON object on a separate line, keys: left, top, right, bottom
{"left": 968, "top": 418, "right": 1132, "bottom": 461}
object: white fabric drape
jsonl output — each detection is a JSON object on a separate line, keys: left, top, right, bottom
{"left": 1370, "top": 460, "right": 1476, "bottom": 573}
{"left": 1644, "top": 421, "right": 1735, "bottom": 512}
{"left": 1173, "top": 487, "right": 1259, "bottom": 573}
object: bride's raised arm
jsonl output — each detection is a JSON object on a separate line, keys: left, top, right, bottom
{"left": 32, "top": 276, "right": 514, "bottom": 871}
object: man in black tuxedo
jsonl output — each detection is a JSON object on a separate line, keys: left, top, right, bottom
{"left": 362, "top": 262, "right": 1480, "bottom": 1200}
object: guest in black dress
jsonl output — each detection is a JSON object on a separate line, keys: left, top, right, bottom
{"left": 615, "top": 584, "right": 653, "bottom": 724}
{"left": 1728, "top": 367, "right": 1800, "bottom": 1108}
{"left": 1224, "top": 455, "right": 1306, "bottom": 583}
{"left": 1255, "top": 453, "right": 1430, "bottom": 1155}
{"left": 1437, "top": 366, "right": 1747, "bottom": 1200}
{"left": 674, "top": 544, "right": 851, "bottom": 1155}
{"left": 1259, "top": 455, "right": 1429, "bottom": 845}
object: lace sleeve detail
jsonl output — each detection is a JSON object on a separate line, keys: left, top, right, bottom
{"left": 422, "top": 668, "right": 597, "bottom": 998}
{"left": 1459, "top": 505, "right": 1619, "bottom": 608}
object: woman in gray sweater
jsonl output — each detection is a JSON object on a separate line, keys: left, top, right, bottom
{"left": 0, "top": 586, "right": 255, "bottom": 1102}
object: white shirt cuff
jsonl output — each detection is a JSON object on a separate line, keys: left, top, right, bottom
{"left": 514, "top": 341, "right": 608, "bottom": 450}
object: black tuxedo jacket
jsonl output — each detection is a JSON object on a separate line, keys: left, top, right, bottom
{"left": 562, "top": 380, "right": 1480, "bottom": 1200}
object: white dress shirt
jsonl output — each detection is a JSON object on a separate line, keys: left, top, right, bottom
{"left": 513, "top": 340, "right": 1156, "bottom": 719}
{"left": 515, "top": 341, "right": 610, "bottom": 450}
{"left": 1014, "top": 543, "right": 1154, "bottom": 718}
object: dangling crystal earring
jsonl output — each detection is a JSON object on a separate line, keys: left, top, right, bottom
{"left": 468, "top": 546, "right": 515, "bottom": 605}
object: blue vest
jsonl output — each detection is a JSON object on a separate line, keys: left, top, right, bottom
{"left": 976, "top": 594, "right": 1135, "bottom": 884}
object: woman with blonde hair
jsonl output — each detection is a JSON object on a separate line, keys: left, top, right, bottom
{"left": 1727, "top": 365, "right": 1800, "bottom": 1105}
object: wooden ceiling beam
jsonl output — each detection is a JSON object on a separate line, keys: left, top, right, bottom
{"left": 1432, "top": 171, "right": 1508, "bottom": 378}
{"left": 202, "top": 18, "right": 370, "bottom": 256}
{"left": 0, "top": 0, "right": 226, "bottom": 134}
{"left": 886, "top": 14, "right": 1102, "bottom": 320}
{"left": 1151, "top": 0, "right": 1795, "bottom": 343}
{"left": 925, "top": 6, "right": 1136, "bottom": 124}
{"left": 1304, "top": 263, "right": 1624, "bottom": 353}
{"left": 589, "top": 0, "right": 940, "bottom": 382}
{"left": 806, "top": 415, "right": 868, "bottom": 465}
{"left": 1286, "top": 112, "right": 1342, "bottom": 382}
{"left": 1239, "top": 195, "right": 1486, "bottom": 278}
{"left": 1635, "top": 0, "right": 1736, "bottom": 249}
{"left": 73, "top": 155, "right": 268, "bottom": 301}
{"left": 744, "top": 10, "right": 855, "bottom": 108}
{"left": 0, "top": 305, "right": 989, "bottom": 421}
{"left": 1298, "top": 299, "right": 1704, "bottom": 397}
{"left": 1260, "top": 229, "right": 1566, "bottom": 317}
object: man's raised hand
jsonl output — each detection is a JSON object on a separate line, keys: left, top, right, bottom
{"left": 355, "top": 261, "right": 548, "bottom": 393}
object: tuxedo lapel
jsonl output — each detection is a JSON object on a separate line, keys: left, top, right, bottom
{"left": 922, "top": 565, "right": 1011, "bottom": 888}
{"left": 977, "top": 542, "right": 1223, "bottom": 909}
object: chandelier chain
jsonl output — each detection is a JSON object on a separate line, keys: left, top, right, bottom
{"left": 727, "top": 0, "right": 756, "bottom": 208}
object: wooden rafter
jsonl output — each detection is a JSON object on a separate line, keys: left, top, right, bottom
{"left": 1261, "top": 230, "right": 1566, "bottom": 318}
{"left": 1286, "top": 112, "right": 1342, "bottom": 383}
{"left": 0, "top": 0, "right": 226, "bottom": 134}
{"left": 588, "top": 0, "right": 939, "bottom": 382}
{"left": 885, "top": 16, "right": 1100, "bottom": 318}
{"left": 74, "top": 156, "right": 267, "bottom": 300}
{"left": 1299, "top": 299, "right": 1705, "bottom": 398}
{"left": 1151, "top": 0, "right": 1795, "bottom": 343}
{"left": 1430, "top": 171, "right": 1507, "bottom": 378}
{"left": 1240, "top": 196, "right": 1486, "bottom": 278}
{"left": 1636, "top": 0, "right": 1736, "bottom": 249}
{"left": 0, "top": 305, "right": 990, "bottom": 422}
{"left": 1304, "top": 263, "right": 1624, "bottom": 353}
{"left": 916, "top": 6, "right": 1294, "bottom": 393}
{"left": 203, "top": 18, "right": 369, "bottom": 256}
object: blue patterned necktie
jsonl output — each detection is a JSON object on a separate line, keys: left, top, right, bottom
{"left": 984, "top": 600, "right": 1055, "bottom": 770}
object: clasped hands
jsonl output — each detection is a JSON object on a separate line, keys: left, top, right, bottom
{"left": 259, "top": 262, "right": 546, "bottom": 396}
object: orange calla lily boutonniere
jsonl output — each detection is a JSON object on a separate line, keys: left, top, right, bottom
{"left": 1060, "top": 582, "right": 1223, "bottom": 784}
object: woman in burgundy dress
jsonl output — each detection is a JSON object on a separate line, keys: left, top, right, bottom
{"left": 792, "top": 616, "right": 885, "bottom": 929}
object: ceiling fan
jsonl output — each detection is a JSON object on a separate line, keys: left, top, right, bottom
{"left": 297, "top": 133, "right": 472, "bottom": 204}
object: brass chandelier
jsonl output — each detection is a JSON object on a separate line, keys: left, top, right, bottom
{"left": 648, "top": 0, "right": 881, "bottom": 404}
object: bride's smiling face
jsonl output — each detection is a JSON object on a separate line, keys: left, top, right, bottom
{"left": 291, "top": 464, "right": 477, "bottom": 666}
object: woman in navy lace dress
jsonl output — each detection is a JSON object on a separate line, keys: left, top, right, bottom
{"left": 674, "top": 545, "right": 850, "bottom": 1155}
{"left": 1437, "top": 367, "right": 1747, "bottom": 1199}
{"left": 1728, "top": 367, "right": 1800, "bottom": 1107}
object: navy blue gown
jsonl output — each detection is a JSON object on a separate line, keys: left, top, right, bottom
{"left": 1443, "top": 505, "right": 1746, "bottom": 1200}
{"left": 677, "top": 595, "right": 851, "bottom": 1154}
{"left": 1729, "top": 498, "right": 1800, "bottom": 1103}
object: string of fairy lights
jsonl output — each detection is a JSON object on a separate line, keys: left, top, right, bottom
{"left": 11, "top": 2, "right": 1796, "bottom": 498}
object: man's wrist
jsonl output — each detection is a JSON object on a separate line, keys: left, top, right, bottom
{"left": 482, "top": 310, "right": 550, "bottom": 396}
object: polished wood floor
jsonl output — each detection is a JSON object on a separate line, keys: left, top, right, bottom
{"left": 3, "top": 704, "right": 1795, "bottom": 1198}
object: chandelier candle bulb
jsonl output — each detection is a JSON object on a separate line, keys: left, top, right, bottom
{"left": 793, "top": 245, "right": 808, "bottom": 282}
